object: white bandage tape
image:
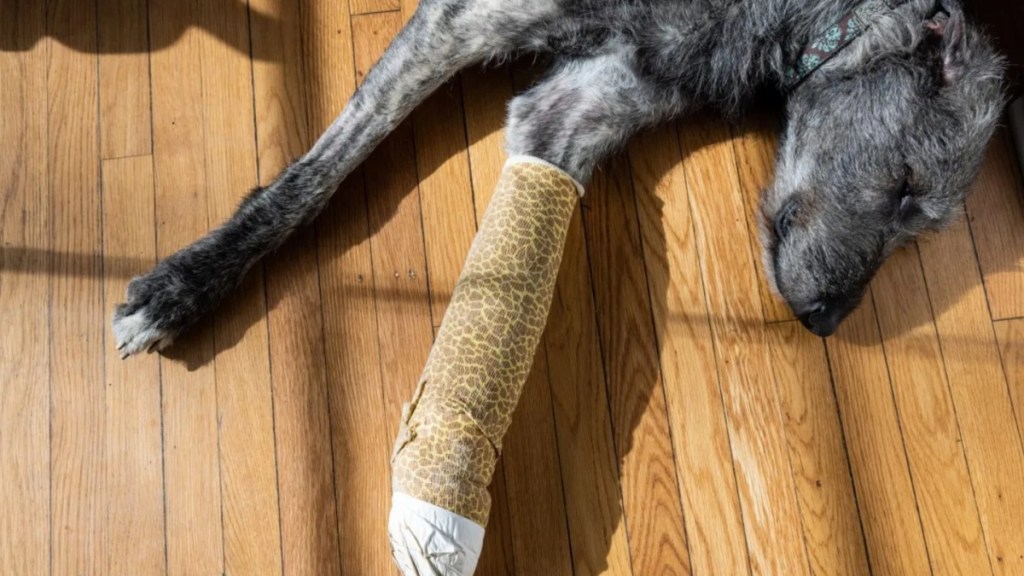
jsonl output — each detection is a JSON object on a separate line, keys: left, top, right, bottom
{"left": 388, "top": 492, "right": 486, "bottom": 576}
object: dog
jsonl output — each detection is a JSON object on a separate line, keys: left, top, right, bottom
{"left": 113, "top": 0, "right": 1005, "bottom": 355}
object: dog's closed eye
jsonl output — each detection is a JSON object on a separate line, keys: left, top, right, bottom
{"left": 775, "top": 198, "right": 800, "bottom": 239}
{"left": 896, "top": 169, "right": 919, "bottom": 221}
{"left": 898, "top": 190, "right": 916, "bottom": 219}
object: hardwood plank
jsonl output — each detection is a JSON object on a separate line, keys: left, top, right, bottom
{"left": 583, "top": 155, "right": 691, "bottom": 575}
{"left": 871, "top": 246, "right": 991, "bottom": 575}
{"left": 317, "top": 174, "right": 397, "bottom": 575}
{"left": 102, "top": 157, "right": 165, "bottom": 575}
{"left": 631, "top": 124, "right": 750, "bottom": 576}
{"left": 497, "top": 351, "right": 573, "bottom": 576}
{"left": 350, "top": 0, "right": 400, "bottom": 17}
{"left": 678, "top": 116, "right": 810, "bottom": 576}
{"left": 398, "top": 0, "right": 417, "bottom": 21}
{"left": 250, "top": 0, "right": 346, "bottom": 573}
{"left": 303, "top": 2, "right": 398, "bottom": 574}
{"left": 475, "top": 460, "right": 517, "bottom": 576}
{"left": 918, "top": 221, "right": 1024, "bottom": 575}
{"left": 195, "top": 2, "right": 283, "bottom": 573}
{"left": 766, "top": 322, "right": 870, "bottom": 575}
{"left": 352, "top": 6, "right": 435, "bottom": 502}
{"left": 827, "top": 291, "right": 932, "bottom": 576}
{"left": 352, "top": 7, "right": 433, "bottom": 415}
{"left": 543, "top": 209, "right": 635, "bottom": 576}
{"left": 413, "top": 83, "right": 477, "bottom": 326}
{"left": 301, "top": 0, "right": 358, "bottom": 120}
{"left": 97, "top": 0, "right": 152, "bottom": 158}
{"left": 966, "top": 129, "right": 1024, "bottom": 320}
{"left": 994, "top": 319, "right": 1024, "bottom": 445}
{"left": 46, "top": 0, "right": 107, "bottom": 571}
{"left": 148, "top": 0, "right": 224, "bottom": 570}
{"left": 462, "top": 65, "right": 514, "bottom": 208}
{"left": 0, "top": 2, "right": 50, "bottom": 571}
{"left": 250, "top": 0, "right": 310, "bottom": 179}
{"left": 462, "top": 64, "right": 569, "bottom": 576}
{"left": 730, "top": 112, "right": 793, "bottom": 322}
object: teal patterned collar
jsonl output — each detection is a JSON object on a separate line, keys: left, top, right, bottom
{"left": 785, "top": 0, "right": 898, "bottom": 89}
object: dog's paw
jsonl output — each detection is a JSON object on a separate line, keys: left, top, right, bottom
{"left": 113, "top": 303, "right": 175, "bottom": 358}
{"left": 111, "top": 266, "right": 194, "bottom": 358}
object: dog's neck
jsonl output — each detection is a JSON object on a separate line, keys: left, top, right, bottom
{"left": 630, "top": 0, "right": 918, "bottom": 111}
{"left": 784, "top": 0, "right": 902, "bottom": 89}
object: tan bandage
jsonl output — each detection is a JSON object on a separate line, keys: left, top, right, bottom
{"left": 389, "top": 156, "right": 582, "bottom": 575}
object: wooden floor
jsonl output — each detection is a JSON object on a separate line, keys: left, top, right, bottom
{"left": 3, "top": 1, "right": 1024, "bottom": 575}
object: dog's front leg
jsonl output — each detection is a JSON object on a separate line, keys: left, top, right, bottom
{"left": 504, "top": 49, "right": 685, "bottom": 184}
{"left": 112, "top": 0, "right": 565, "bottom": 356}
{"left": 386, "top": 47, "right": 687, "bottom": 574}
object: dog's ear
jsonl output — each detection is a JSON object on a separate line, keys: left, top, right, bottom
{"left": 923, "top": 1, "right": 967, "bottom": 85}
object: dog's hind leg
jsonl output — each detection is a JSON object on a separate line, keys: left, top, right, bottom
{"left": 113, "top": 0, "right": 565, "bottom": 356}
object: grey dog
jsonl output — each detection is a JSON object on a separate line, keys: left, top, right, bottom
{"left": 113, "top": 0, "right": 1005, "bottom": 355}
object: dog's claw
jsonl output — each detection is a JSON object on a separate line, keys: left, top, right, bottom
{"left": 112, "top": 305, "right": 175, "bottom": 357}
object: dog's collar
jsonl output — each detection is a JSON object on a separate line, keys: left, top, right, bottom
{"left": 784, "top": 0, "right": 898, "bottom": 89}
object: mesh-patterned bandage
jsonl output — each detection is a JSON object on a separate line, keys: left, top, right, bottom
{"left": 389, "top": 157, "right": 581, "bottom": 575}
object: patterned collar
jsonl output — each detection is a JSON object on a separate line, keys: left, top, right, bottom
{"left": 784, "top": 0, "right": 899, "bottom": 89}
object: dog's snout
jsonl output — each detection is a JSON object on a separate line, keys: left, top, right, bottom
{"left": 795, "top": 301, "right": 843, "bottom": 337}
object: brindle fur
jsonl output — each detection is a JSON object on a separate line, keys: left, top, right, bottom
{"left": 113, "top": 0, "right": 1005, "bottom": 354}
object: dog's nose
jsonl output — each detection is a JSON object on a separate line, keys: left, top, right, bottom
{"left": 795, "top": 301, "right": 842, "bottom": 337}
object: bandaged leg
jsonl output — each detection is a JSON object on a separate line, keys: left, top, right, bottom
{"left": 388, "top": 156, "right": 583, "bottom": 575}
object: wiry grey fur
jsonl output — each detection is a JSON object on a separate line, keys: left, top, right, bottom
{"left": 113, "top": 0, "right": 1005, "bottom": 354}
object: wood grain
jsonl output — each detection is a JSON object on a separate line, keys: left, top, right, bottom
{"left": 350, "top": 0, "right": 400, "bottom": 16}
{"left": 101, "top": 157, "right": 165, "bottom": 576}
{"left": 871, "top": 246, "right": 990, "bottom": 575}
{"left": 251, "top": 0, "right": 347, "bottom": 573}
{"left": 414, "top": 82, "right": 478, "bottom": 327}
{"left": 543, "top": 209, "right": 635, "bottom": 576}
{"left": 351, "top": 25, "right": 435, "bottom": 570}
{"left": 966, "top": 130, "right": 1024, "bottom": 320}
{"left": 0, "top": 2, "right": 50, "bottom": 571}
{"left": 583, "top": 154, "right": 691, "bottom": 575}
{"left": 827, "top": 291, "right": 932, "bottom": 576}
{"left": 766, "top": 322, "right": 870, "bottom": 576}
{"left": 353, "top": 7, "right": 433, "bottom": 433}
{"left": 304, "top": 2, "right": 398, "bottom": 573}
{"left": 730, "top": 112, "right": 793, "bottom": 323}
{"left": 195, "top": 2, "right": 283, "bottom": 573}
{"left": 148, "top": 0, "right": 225, "bottom": 571}
{"left": 631, "top": 124, "right": 750, "bottom": 576}
{"left": 679, "top": 116, "right": 810, "bottom": 576}
{"left": 46, "top": 0, "right": 107, "bottom": 572}
{"left": 97, "top": 0, "right": 152, "bottom": 158}
{"left": 994, "top": 319, "right": 1024, "bottom": 447}
{"left": 918, "top": 219, "right": 1024, "bottom": 575}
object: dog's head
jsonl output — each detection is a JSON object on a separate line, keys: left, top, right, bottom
{"left": 760, "top": 0, "right": 1005, "bottom": 336}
